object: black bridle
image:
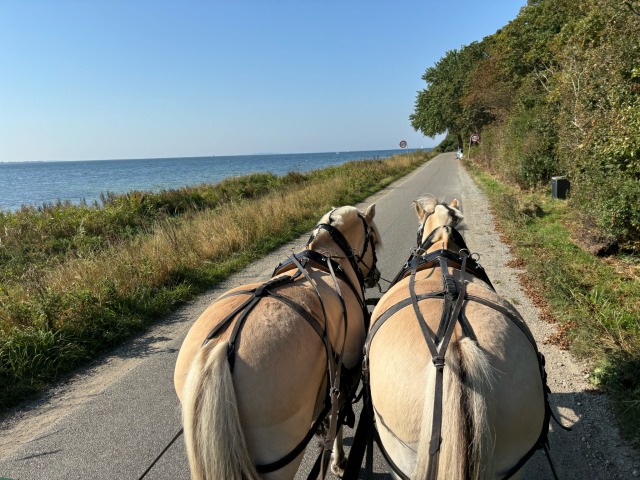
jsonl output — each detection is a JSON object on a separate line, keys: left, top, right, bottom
{"left": 308, "top": 209, "right": 380, "bottom": 291}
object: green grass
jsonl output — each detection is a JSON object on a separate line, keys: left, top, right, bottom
{"left": 0, "top": 150, "right": 435, "bottom": 413}
{"left": 465, "top": 161, "right": 640, "bottom": 445}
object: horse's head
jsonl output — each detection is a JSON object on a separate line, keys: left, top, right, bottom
{"left": 311, "top": 204, "right": 381, "bottom": 289}
{"left": 413, "top": 196, "right": 464, "bottom": 253}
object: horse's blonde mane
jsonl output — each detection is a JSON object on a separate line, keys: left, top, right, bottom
{"left": 414, "top": 196, "right": 464, "bottom": 229}
{"left": 318, "top": 205, "right": 359, "bottom": 228}
{"left": 414, "top": 195, "right": 440, "bottom": 215}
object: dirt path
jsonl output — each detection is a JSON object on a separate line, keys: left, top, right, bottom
{"left": 459, "top": 166, "right": 639, "bottom": 479}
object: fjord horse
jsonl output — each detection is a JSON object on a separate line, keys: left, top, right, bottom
{"left": 174, "top": 205, "right": 380, "bottom": 480}
{"left": 366, "top": 196, "right": 549, "bottom": 480}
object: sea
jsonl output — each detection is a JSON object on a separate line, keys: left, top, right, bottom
{"left": 0, "top": 149, "right": 422, "bottom": 213}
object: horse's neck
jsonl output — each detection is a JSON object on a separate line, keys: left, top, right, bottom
{"left": 309, "top": 238, "right": 363, "bottom": 298}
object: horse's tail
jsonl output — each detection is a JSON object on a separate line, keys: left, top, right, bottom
{"left": 182, "top": 341, "right": 259, "bottom": 480}
{"left": 413, "top": 337, "right": 494, "bottom": 480}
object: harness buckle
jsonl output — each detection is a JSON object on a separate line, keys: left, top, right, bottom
{"left": 443, "top": 275, "right": 458, "bottom": 295}
{"left": 432, "top": 355, "right": 445, "bottom": 371}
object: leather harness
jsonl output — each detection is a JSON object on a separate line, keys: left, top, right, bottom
{"left": 199, "top": 211, "right": 378, "bottom": 479}
{"left": 343, "top": 219, "right": 568, "bottom": 480}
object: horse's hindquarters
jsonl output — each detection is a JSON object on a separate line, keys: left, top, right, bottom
{"left": 467, "top": 301, "right": 546, "bottom": 476}
{"left": 368, "top": 278, "right": 546, "bottom": 480}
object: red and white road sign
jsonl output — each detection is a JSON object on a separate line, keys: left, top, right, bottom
{"left": 470, "top": 134, "right": 480, "bottom": 143}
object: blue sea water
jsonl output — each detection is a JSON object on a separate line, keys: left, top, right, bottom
{"left": 0, "top": 149, "right": 422, "bottom": 212}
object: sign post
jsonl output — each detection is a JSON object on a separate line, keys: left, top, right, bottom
{"left": 468, "top": 133, "right": 480, "bottom": 160}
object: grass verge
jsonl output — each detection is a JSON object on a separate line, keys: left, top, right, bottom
{"left": 0, "top": 150, "right": 435, "bottom": 413}
{"left": 464, "top": 160, "right": 640, "bottom": 446}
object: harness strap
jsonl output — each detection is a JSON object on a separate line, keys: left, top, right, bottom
{"left": 371, "top": 406, "right": 411, "bottom": 480}
{"left": 409, "top": 263, "right": 439, "bottom": 359}
{"left": 466, "top": 294, "right": 537, "bottom": 351}
{"left": 137, "top": 428, "right": 184, "bottom": 480}
{"left": 342, "top": 394, "right": 374, "bottom": 480}
{"left": 436, "top": 256, "right": 456, "bottom": 344}
{"left": 459, "top": 307, "right": 478, "bottom": 342}
{"left": 320, "top": 258, "right": 348, "bottom": 479}
{"left": 256, "top": 402, "right": 331, "bottom": 474}
{"left": 367, "top": 292, "right": 445, "bottom": 345}
{"left": 371, "top": 402, "right": 416, "bottom": 454}
{"left": 390, "top": 248, "right": 494, "bottom": 291}
{"left": 419, "top": 225, "right": 469, "bottom": 253}
{"left": 273, "top": 250, "right": 368, "bottom": 324}
{"left": 427, "top": 255, "right": 467, "bottom": 478}
{"left": 427, "top": 280, "right": 468, "bottom": 480}
{"left": 202, "top": 273, "right": 299, "bottom": 346}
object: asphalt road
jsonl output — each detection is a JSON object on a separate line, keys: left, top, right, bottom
{"left": 0, "top": 153, "right": 465, "bottom": 480}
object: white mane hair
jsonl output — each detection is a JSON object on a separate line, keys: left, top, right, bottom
{"left": 414, "top": 195, "right": 465, "bottom": 229}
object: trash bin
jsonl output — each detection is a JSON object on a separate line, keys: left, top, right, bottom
{"left": 551, "top": 176, "right": 570, "bottom": 199}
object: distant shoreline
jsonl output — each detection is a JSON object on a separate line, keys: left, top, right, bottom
{"left": 0, "top": 148, "right": 428, "bottom": 165}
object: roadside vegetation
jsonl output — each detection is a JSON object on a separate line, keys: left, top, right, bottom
{"left": 0, "top": 150, "right": 434, "bottom": 412}
{"left": 465, "top": 161, "right": 640, "bottom": 445}
{"left": 412, "top": 0, "right": 640, "bottom": 252}
{"left": 410, "top": 0, "right": 639, "bottom": 443}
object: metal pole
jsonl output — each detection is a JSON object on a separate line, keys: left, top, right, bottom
{"left": 468, "top": 137, "right": 472, "bottom": 160}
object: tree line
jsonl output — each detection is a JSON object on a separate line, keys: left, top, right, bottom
{"left": 411, "top": 0, "right": 640, "bottom": 249}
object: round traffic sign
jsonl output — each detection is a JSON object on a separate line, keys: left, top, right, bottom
{"left": 470, "top": 134, "right": 480, "bottom": 143}
{"left": 399, "top": 140, "right": 407, "bottom": 148}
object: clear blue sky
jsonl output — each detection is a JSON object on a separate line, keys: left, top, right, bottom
{"left": 0, "top": 0, "right": 526, "bottom": 162}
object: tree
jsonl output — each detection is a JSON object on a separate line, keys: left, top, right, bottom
{"left": 410, "top": 42, "right": 488, "bottom": 149}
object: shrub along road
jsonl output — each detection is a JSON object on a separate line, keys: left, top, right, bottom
{"left": 0, "top": 153, "right": 637, "bottom": 479}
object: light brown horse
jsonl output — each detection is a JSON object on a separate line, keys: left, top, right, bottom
{"left": 174, "top": 205, "right": 381, "bottom": 480}
{"left": 366, "top": 196, "right": 549, "bottom": 480}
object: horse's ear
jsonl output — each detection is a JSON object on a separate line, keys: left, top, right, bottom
{"left": 364, "top": 204, "right": 376, "bottom": 221}
{"left": 450, "top": 199, "right": 459, "bottom": 209}
{"left": 413, "top": 201, "right": 425, "bottom": 221}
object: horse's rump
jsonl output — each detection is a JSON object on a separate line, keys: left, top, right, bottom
{"left": 368, "top": 268, "right": 546, "bottom": 479}
{"left": 176, "top": 270, "right": 368, "bottom": 477}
